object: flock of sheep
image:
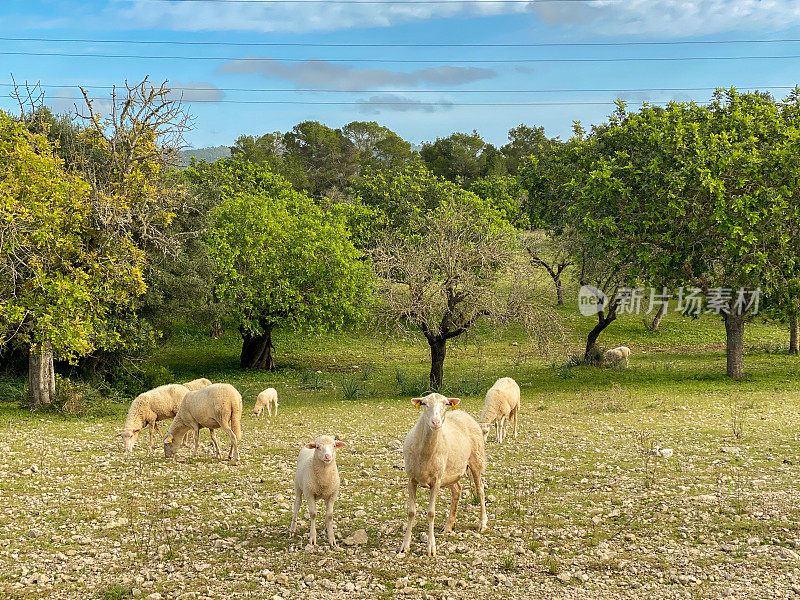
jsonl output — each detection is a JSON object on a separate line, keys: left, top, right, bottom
{"left": 116, "top": 347, "right": 629, "bottom": 556}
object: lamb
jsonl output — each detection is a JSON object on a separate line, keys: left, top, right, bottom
{"left": 163, "top": 383, "right": 243, "bottom": 464}
{"left": 182, "top": 378, "right": 212, "bottom": 391}
{"left": 254, "top": 387, "right": 278, "bottom": 417}
{"left": 399, "top": 393, "right": 488, "bottom": 557}
{"left": 290, "top": 435, "right": 346, "bottom": 548}
{"left": 604, "top": 346, "right": 632, "bottom": 368}
{"left": 119, "top": 383, "right": 191, "bottom": 453}
{"left": 479, "top": 377, "right": 521, "bottom": 444}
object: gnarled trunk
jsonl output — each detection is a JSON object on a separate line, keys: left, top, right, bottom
{"left": 240, "top": 323, "right": 275, "bottom": 370}
{"left": 585, "top": 308, "right": 617, "bottom": 363}
{"left": 790, "top": 315, "right": 798, "bottom": 355}
{"left": 724, "top": 312, "right": 746, "bottom": 379}
{"left": 647, "top": 302, "right": 668, "bottom": 331}
{"left": 554, "top": 276, "right": 564, "bottom": 306}
{"left": 28, "top": 346, "right": 56, "bottom": 408}
{"left": 428, "top": 337, "right": 447, "bottom": 391}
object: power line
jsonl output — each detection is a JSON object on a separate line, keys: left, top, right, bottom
{"left": 5, "top": 50, "right": 800, "bottom": 63}
{"left": 2, "top": 83, "right": 796, "bottom": 94}
{"left": 5, "top": 35, "right": 800, "bottom": 48}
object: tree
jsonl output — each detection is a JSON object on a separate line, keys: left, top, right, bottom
{"left": 207, "top": 163, "right": 372, "bottom": 369}
{"left": 420, "top": 131, "right": 504, "bottom": 185}
{"left": 370, "top": 176, "right": 547, "bottom": 389}
{"left": 0, "top": 112, "right": 146, "bottom": 406}
{"left": 572, "top": 92, "right": 800, "bottom": 378}
{"left": 282, "top": 121, "right": 359, "bottom": 197}
{"left": 467, "top": 175, "right": 529, "bottom": 229}
{"left": 501, "top": 124, "right": 551, "bottom": 174}
{"left": 342, "top": 121, "right": 413, "bottom": 168}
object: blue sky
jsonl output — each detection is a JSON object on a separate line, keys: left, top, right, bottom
{"left": 2, "top": 0, "right": 800, "bottom": 148}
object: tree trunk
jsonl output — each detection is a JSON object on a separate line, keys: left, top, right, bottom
{"left": 240, "top": 324, "right": 275, "bottom": 370}
{"left": 554, "top": 276, "right": 564, "bottom": 306}
{"left": 724, "top": 312, "right": 746, "bottom": 379}
{"left": 428, "top": 337, "right": 447, "bottom": 391}
{"left": 584, "top": 309, "right": 617, "bottom": 363}
{"left": 28, "top": 346, "right": 56, "bottom": 408}
{"left": 647, "top": 302, "right": 668, "bottom": 331}
{"left": 790, "top": 315, "right": 798, "bottom": 355}
{"left": 210, "top": 321, "right": 223, "bottom": 339}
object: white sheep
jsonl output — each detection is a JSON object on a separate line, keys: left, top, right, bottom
{"left": 479, "top": 377, "right": 521, "bottom": 444}
{"left": 182, "top": 378, "right": 212, "bottom": 391}
{"left": 399, "top": 393, "right": 488, "bottom": 557}
{"left": 254, "top": 387, "right": 278, "bottom": 417}
{"left": 290, "top": 435, "right": 346, "bottom": 548}
{"left": 119, "top": 383, "right": 191, "bottom": 453}
{"left": 604, "top": 346, "right": 632, "bottom": 368}
{"left": 163, "top": 383, "right": 243, "bottom": 464}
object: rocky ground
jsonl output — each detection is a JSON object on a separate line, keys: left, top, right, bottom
{"left": 2, "top": 386, "right": 800, "bottom": 600}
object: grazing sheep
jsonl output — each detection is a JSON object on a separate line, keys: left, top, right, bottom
{"left": 163, "top": 383, "right": 243, "bottom": 464}
{"left": 290, "top": 435, "right": 346, "bottom": 548}
{"left": 399, "top": 393, "right": 488, "bottom": 557}
{"left": 182, "top": 378, "right": 212, "bottom": 391}
{"left": 604, "top": 346, "right": 632, "bottom": 368}
{"left": 479, "top": 377, "right": 521, "bottom": 444}
{"left": 254, "top": 387, "right": 278, "bottom": 417}
{"left": 119, "top": 384, "right": 191, "bottom": 453}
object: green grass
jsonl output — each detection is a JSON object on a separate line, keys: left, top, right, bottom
{"left": 1, "top": 306, "right": 800, "bottom": 598}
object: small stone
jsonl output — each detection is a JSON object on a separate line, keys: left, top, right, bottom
{"left": 344, "top": 529, "right": 368, "bottom": 546}
{"left": 132, "top": 590, "right": 142, "bottom": 598}
{"left": 556, "top": 572, "right": 571, "bottom": 583}
{"left": 779, "top": 547, "right": 800, "bottom": 560}
{"left": 146, "top": 594, "right": 162, "bottom": 600}
{"left": 276, "top": 573, "right": 289, "bottom": 585}
{"left": 720, "top": 446, "right": 742, "bottom": 455}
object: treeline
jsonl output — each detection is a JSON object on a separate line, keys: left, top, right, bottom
{"left": 2, "top": 81, "right": 800, "bottom": 409}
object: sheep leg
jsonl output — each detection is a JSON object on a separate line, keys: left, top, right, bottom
{"left": 399, "top": 479, "right": 417, "bottom": 554}
{"left": 219, "top": 424, "right": 239, "bottom": 464}
{"left": 290, "top": 488, "right": 302, "bottom": 536}
{"left": 469, "top": 465, "right": 488, "bottom": 532}
{"left": 512, "top": 409, "right": 518, "bottom": 438}
{"left": 324, "top": 496, "right": 337, "bottom": 548}
{"left": 267, "top": 402, "right": 272, "bottom": 417}
{"left": 148, "top": 422, "right": 155, "bottom": 451}
{"left": 426, "top": 482, "right": 440, "bottom": 557}
{"left": 193, "top": 426, "right": 201, "bottom": 458}
{"left": 209, "top": 429, "right": 222, "bottom": 458}
{"left": 307, "top": 496, "right": 318, "bottom": 546}
{"left": 443, "top": 482, "right": 461, "bottom": 534}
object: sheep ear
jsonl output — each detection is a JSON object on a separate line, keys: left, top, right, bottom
{"left": 411, "top": 398, "right": 424, "bottom": 408}
{"left": 447, "top": 398, "right": 461, "bottom": 409}
{"left": 305, "top": 442, "right": 317, "bottom": 449}
{"left": 132, "top": 428, "right": 141, "bottom": 434}
{"left": 334, "top": 441, "right": 346, "bottom": 448}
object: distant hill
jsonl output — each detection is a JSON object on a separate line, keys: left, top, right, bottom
{"left": 177, "top": 145, "right": 231, "bottom": 168}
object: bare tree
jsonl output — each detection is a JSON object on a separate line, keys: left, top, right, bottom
{"left": 522, "top": 229, "right": 573, "bottom": 306}
{"left": 373, "top": 201, "right": 555, "bottom": 389}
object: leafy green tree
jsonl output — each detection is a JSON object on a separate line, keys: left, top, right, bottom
{"left": 572, "top": 91, "right": 800, "bottom": 378}
{"left": 207, "top": 163, "right": 372, "bottom": 369}
{"left": 420, "top": 131, "right": 505, "bottom": 185}
{"left": 0, "top": 111, "right": 147, "bottom": 406}
{"left": 468, "top": 174, "right": 529, "bottom": 229}
{"left": 501, "top": 124, "right": 551, "bottom": 174}
{"left": 342, "top": 121, "right": 413, "bottom": 168}
{"left": 283, "top": 121, "right": 359, "bottom": 197}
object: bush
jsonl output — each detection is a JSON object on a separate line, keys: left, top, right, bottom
{"left": 340, "top": 374, "right": 363, "bottom": 400}
{"left": 0, "top": 376, "right": 27, "bottom": 404}
{"left": 53, "top": 376, "right": 105, "bottom": 417}
{"left": 108, "top": 363, "right": 175, "bottom": 397}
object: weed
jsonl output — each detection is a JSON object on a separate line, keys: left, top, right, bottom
{"left": 340, "top": 375, "right": 362, "bottom": 400}
{"left": 300, "top": 369, "right": 326, "bottom": 390}
{"left": 633, "top": 429, "right": 657, "bottom": 487}
{"left": 97, "top": 585, "right": 132, "bottom": 600}
{"left": 395, "top": 370, "right": 428, "bottom": 397}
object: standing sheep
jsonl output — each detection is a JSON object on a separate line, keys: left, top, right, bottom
{"left": 254, "top": 388, "right": 278, "bottom": 417}
{"left": 290, "top": 435, "right": 346, "bottom": 548}
{"left": 399, "top": 393, "right": 488, "bottom": 557}
{"left": 183, "top": 378, "right": 212, "bottom": 391}
{"left": 479, "top": 377, "right": 521, "bottom": 444}
{"left": 604, "top": 346, "right": 631, "bottom": 368}
{"left": 163, "top": 383, "right": 243, "bottom": 464}
{"left": 119, "top": 384, "right": 191, "bottom": 453}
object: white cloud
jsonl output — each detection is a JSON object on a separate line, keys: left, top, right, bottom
{"left": 533, "top": 0, "right": 800, "bottom": 38}
{"left": 357, "top": 94, "right": 455, "bottom": 113}
{"left": 218, "top": 58, "right": 496, "bottom": 89}
{"left": 167, "top": 81, "right": 226, "bottom": 103}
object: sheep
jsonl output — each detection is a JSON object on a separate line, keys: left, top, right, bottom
{"left": 119, "top": 384, "right": 191, "bottom": 453}
{"left": 290, "top": 435, "right": 346, "bottom": 548}
{"left": 399, "top": 393, "right": 488, "bottom": 557}
{"left": 604, "top": 346, "right": 631, "bottom": 368}
{"left": 478, "top": 377, "right": 521, "bottom": 444}
{"left": 182, "top": 378, "right": 212, "bottom": 391}
{"left": 163, "top": 383, "right": 243, "bottom": 464}
{"left": 254, "top": 387, "right": 278, "bottom": 417}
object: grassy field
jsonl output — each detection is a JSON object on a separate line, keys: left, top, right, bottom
{"left": 1, "top": 307, "right": 800, "bottom": 599}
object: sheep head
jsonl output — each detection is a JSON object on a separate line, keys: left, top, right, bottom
{"left": 411, "top": 393, "right": 461, "bottom": 432}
